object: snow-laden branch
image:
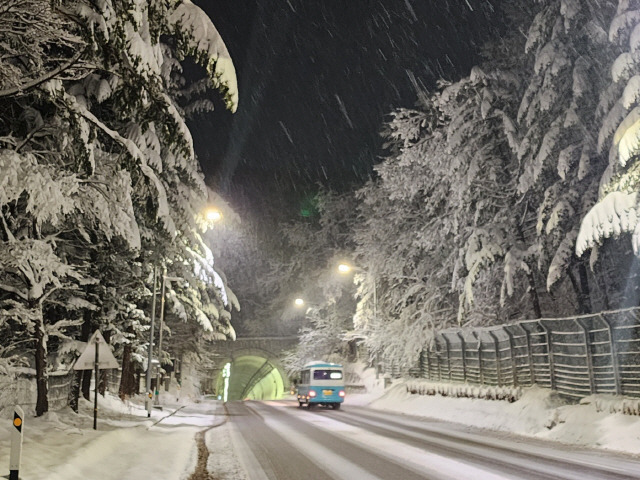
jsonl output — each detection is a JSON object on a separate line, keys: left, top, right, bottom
{"left": 167, "top": 0, "right": 238, "bottom": 112}
{"left": 0, "top": 50, "right": 84, "bottom": 98}
{"left": 576, "top": 191, "right": 640, "bottom": 256}
{"left": 59, "top": 87, "right": 173, "bottom": 234}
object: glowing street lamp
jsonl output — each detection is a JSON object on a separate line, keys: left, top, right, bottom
{"left": 205, "top": 208, "right": 222, "bottom": 223}
{"left": 294, "top": 298, "right": 305, "bottom": 307}
{"left": 337, "top": 263, "right": 352, "bottom": 274}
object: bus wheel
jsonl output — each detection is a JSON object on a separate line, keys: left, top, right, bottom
{"left": 306, "top": 402, "right": 313, "bottom": 410}
{"left": 333, "top": 403, "right": 341, "bottom": 410}
{"left": 298, "top": 401, "right": 303, "bottom": 408}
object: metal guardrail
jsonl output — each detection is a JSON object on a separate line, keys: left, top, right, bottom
{"left": 395, "top": 308, "right": 640, "bottom": 399}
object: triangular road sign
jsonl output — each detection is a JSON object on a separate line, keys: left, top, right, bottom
{"left": 73, "top": 330, "right": 119, "bottom": 370}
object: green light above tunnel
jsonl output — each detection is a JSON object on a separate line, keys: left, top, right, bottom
{"left": 217, "top": 355, "right": 286, "bottom": 401}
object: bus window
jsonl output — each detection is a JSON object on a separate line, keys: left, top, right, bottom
{"left": 313, "top": 369, "right": 343, "bottom": 380}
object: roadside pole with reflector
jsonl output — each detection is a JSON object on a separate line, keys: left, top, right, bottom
{"left": 9, "top": 405, "right": 24, "bottom": 480}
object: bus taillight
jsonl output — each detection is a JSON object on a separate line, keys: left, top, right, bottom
{"left": 308, "top": 390, "right": 317, "bottom": 397}
{"left": 338, "top": 390, "right": 345, "bottom": 397}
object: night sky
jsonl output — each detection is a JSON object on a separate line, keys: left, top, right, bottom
{"left": 192, "top": 0, "right": 505, "bottom": 219}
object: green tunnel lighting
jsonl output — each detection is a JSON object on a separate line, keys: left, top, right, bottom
{"left": 218, "top": 355, "right": 287, "bottom": 401}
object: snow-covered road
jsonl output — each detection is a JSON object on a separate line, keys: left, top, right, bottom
{"left": 225, "top": 400, "right": 640, "bottom": 480}
{"left": 2, "top": 392, "right": 640, "bottom": 479}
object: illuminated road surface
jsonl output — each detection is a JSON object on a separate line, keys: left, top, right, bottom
{"left": 225, "top": 400, "right": 640, "bottom": 480}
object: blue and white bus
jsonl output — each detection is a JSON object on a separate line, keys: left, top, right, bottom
{"left": 297, "top": 362, "right": 345, "bottom": 409}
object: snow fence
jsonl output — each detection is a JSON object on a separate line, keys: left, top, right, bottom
{"left": 384, "top": 307, "right": 640, "bottom": 401}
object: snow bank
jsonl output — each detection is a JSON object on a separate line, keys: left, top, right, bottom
{"left": 365, "top": 377, "right": 640, "bottom": 455}
{"left": 404, "top": 379, "right": 522, "bottom": 402}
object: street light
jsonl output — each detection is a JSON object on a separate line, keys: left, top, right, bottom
{"left": 294, "top": 298, "right": 305, "bottom": 307}
{"left": 337, "top": 263, "right": 351, "bottom": 274}
{"left": 145, "top": 267, "right": 183, "bottom": 416}
{"left": 205, "top": 208, "right": 222, "bottom": 223}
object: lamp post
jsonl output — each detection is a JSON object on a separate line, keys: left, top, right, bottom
{"left": 155, "top": 273, "right": 183, "bottom": 406}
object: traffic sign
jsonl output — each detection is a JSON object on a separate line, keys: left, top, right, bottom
{"left": 73, "top": 330, "right": 119, "bottom": 370}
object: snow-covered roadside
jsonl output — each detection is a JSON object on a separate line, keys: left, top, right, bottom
{"left": 206, "top": 419, "right": 249, "bottom": 480}
{"left": 358, "top": 374, "right": 640, "bottom": 455}
{"left": 0, "top": 392, "right": 219, "bottom": 480}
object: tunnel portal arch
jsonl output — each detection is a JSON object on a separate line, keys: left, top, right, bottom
{"left": 206, "top": 337, "right": 298, "bottom": 401}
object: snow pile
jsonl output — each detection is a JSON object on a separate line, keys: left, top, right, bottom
{"left": 366, "top": 379, "right": 640, "bottom": 454}
{"left": 579, "top": 394, "right": 640, "bottom": 416}
{"left": 404, "top": 379, "right": 522, "bottom": 403}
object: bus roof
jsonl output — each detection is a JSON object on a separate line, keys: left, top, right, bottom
{"left": 302, "top": 361, "right": 343, "bottom": 369}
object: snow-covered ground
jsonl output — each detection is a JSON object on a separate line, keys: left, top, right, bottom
{"left": 0, "top": 392, "right": 225, "bottom": 480}
{"left": 1, "top": 365, "right": 639, "bottom": 480}
{"left": 347, "top": 363, "right": 640, "bottom": 456}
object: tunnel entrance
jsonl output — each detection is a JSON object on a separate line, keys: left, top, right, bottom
{"left": 216, "top": 355, "right": 287, "bottom": 401}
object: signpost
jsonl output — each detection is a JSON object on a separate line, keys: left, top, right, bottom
{"left": 9, "top": 406, "right": 24, "bottom": 480}
{"left": 73, "top": 330, "right": 119, "bottom": 430}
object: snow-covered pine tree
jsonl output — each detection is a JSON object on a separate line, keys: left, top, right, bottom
{"left": 577, "top": 1, "right": 640, "bottom": 277}
{"left": 435, "top": 66, "right": 530, "bottom": 325}
{"left": 353, "top": 99, "right": 460, "bottom": 367}
{"left": 0, "top": 0, "right": 239, "bottom": 414}
{"left": 517, "top": 0, "right": 616, "bottom": 313}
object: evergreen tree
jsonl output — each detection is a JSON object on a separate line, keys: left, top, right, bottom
{"left": 0, "top": 0, "right": 238, "bottom": 414}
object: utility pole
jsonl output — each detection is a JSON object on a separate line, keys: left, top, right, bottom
{"left": 155, "top": 274, "right": 182, "bottom": 406}
{"left": 145, "top": 266, "right": 158, "bottom": 417}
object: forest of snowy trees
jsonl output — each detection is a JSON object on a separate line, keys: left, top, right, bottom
{"left": 243, "top": 0, "right": 640, "bottom": 372}
{"left": 5, "top": 0, "right": 640, "bottom": 412}
{"left": 0, "top": 0, "right": 239, "bottom": 415}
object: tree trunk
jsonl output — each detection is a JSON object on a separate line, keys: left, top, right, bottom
{"left": 70, "top": 312, "right": 93, "bottom": 408}
{"left": 98, "top": 330, "right": 111, "bottom": 396}
{"left": 577, "top": 262, "right": 593, "bottom": 314}
{"left": 81, "top": 369, "right": 92, "bottom": 401}
{"left": 69, "top": 371, "right": 83, "bottom": 413}
{"left": 526, "top": 271, "right": 542, "bottom": 319}
{"left": 34, "top": 308, "right": 49, "bottom": 417}
{"left": 119, "top": 341, "right": 137, "bottom": 400}
{"left": 516, "top": 222, "right": 542, "bottom": 319}
{"left": 79, "top": 310, "right": 93, "bottom": 401}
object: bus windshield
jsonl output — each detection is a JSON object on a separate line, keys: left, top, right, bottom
{"left": 313, "top": 369, "right": 343, "bottom": 380}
